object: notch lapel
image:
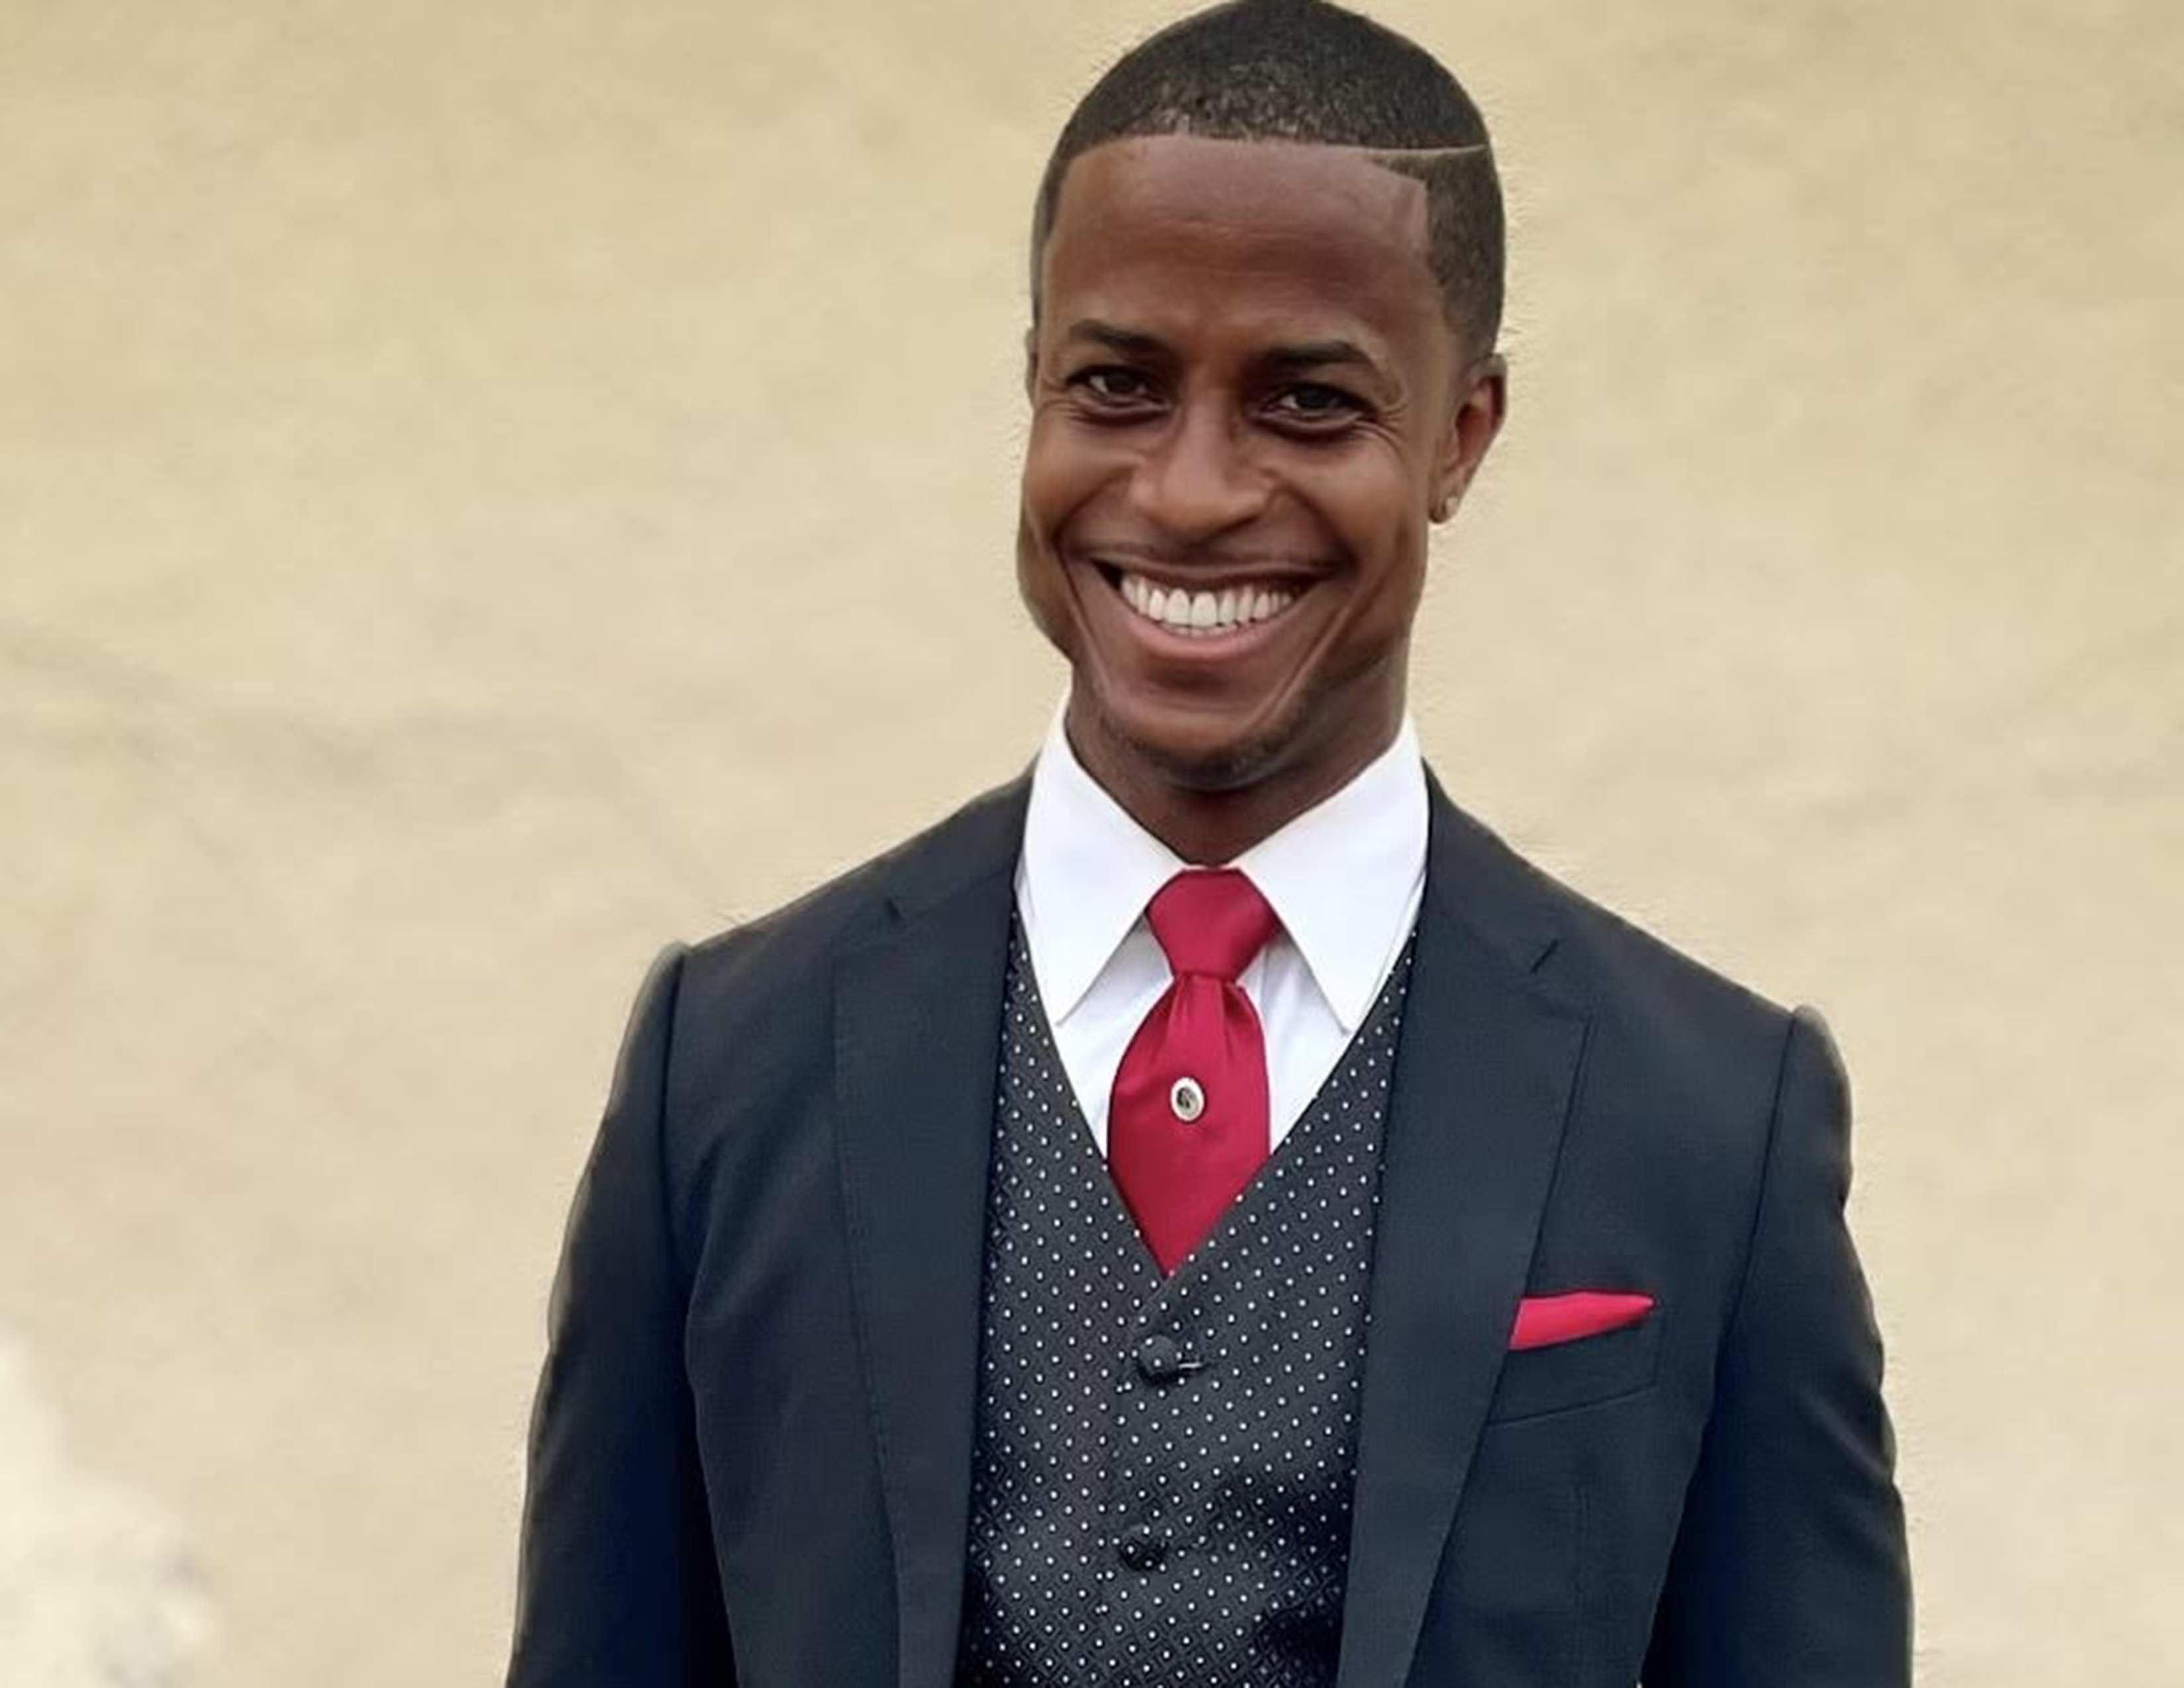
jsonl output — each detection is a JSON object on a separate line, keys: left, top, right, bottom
{"left": 833, "top": 778, "right": 1028, "bottom": 1688}
{"left": 1335, "top": 782, "right": 1591, "bottom": 1688}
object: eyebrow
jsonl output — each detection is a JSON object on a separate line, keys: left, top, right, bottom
{"left": 1062, "top": 319, "right": 1392, "bottom": 381}
{"left": 1261, "top": 339, "right": 1385, "bottom": 378}
{"left": 1062, "top": 320, "right": 1167, "bottom": 359}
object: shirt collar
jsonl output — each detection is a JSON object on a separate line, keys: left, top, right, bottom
{"left": 1232, "top": 712, "right": 1427, "bottom": 1031}
{"left": 1016, "top": 700, "right": 1181, "bottom": 1024}
{"left": 1015, "top": 695, "right": 1428, "bottom": 1033}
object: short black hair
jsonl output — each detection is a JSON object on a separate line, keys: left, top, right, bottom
{"left": 1030, "top": 0, "right": 1504, "bottom": 352}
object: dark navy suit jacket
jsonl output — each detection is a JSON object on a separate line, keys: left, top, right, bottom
{"left": 506, "top": 767, "right": 1911, "bottom": 1687}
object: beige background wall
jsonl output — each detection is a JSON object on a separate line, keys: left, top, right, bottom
{"left": 3, "top": 3, "right": 2177, "bottom": 1684}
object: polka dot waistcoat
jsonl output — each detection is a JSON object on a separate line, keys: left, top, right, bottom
{"left": 955, "top": 914, "right": 1416, "bottom": 1687}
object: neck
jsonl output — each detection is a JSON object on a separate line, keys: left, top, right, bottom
{"left": 1064, "top": 695, "right": 1403, "bottom": 865}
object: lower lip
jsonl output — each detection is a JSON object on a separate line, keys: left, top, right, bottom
{"left": 1096, "top": 571, "right": 1308, "bottom": 659}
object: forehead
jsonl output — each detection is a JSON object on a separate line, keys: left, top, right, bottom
{"left": 1040, "top": 134, "right": 1444, "bottom": 353}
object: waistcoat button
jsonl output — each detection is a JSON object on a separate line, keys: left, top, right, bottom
{"left": 1117, "top": 1526, "right": 1168, "bottom": 1571}
{"left": 1136, "top": 1333, "right": 1186, "bottom": 1383}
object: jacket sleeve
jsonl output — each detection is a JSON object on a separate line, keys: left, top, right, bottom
{"left": 1643, "top": 1006, "right": 1912, "bottom": 1686}
{"left": 506, "top": 943, "right": 737, "bottom": 1687}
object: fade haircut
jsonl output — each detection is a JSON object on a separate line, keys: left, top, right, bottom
{"left": 1030, "top": 0, "right": 1504, "bottom": 353}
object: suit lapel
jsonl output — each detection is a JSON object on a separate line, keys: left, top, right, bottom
{"left": 833, "top": 776, "right": 1029, "bottom": 1688}
{"left": 1336, "top": 777, "right": 1591, "bottom": 1688}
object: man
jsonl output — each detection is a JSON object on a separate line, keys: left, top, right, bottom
{"left": 505, "top": 2, "right": 1911, "bottom": 1683}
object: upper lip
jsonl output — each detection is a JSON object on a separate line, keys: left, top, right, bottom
{"left": 1085, "top": 553, "right": 1322, "bottom": 594}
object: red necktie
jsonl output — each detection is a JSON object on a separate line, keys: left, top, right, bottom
{"left": 1109, "top": 868, "right": 1281, "bottom": 1274}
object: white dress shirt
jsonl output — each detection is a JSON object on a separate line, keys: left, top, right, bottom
{"left": 1013, "top": 697, "right": 1429, "bottom": 1156}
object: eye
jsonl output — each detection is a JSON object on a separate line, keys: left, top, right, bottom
{"left": 1068, "top": 365, "right": 1160, "bottom": 407}
{"left": 1266, "top": 382, "right": 1365, "bottom": 427}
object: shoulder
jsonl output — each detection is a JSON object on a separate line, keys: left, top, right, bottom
{"left": 600, "top": 769, "right": 1026, "bottom": 1258}
{"left": 655, "top": 766, "right": 1031, "bottom": 1060}
{"left": 1537, "top": 853, "right": 1790, "bottom": 1068}
{"left": 1426, "top": 776, "right": 1807, "bottom": 1127}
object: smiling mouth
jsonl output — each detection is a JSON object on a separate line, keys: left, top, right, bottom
{"left": 1098, "top": 565, "right": 1304, "bottom": 638}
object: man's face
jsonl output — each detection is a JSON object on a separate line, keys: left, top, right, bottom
{"left": 1019, "top": 134, "right": 1503, "bottom": 802}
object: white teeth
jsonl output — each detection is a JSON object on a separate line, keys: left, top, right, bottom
{"left": 1114, "top": 571, "right": 1302, "bottom": 636}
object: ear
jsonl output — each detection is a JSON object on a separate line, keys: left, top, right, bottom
{"left": 1430, "top": 352, "right": 1508, "bottom": 523}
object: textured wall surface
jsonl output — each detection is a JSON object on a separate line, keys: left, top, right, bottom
{"left": 2, "top": 3, "right": 2177, "bottom": 1684}
{"left": 0, "top": 1333, "right": 212, "bottom": 1687}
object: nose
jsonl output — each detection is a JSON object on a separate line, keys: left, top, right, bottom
{"left": 1127, "top": 397, "right": 1270, "bottom": 541}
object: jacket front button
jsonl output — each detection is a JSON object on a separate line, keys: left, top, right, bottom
{"left": 1117, "top": 1526, "right": 1167, "bottom": 1571}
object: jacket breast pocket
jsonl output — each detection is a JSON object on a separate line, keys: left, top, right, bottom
{"left": 1482, "top": 1307, "right": 1663, "bottom": 1425}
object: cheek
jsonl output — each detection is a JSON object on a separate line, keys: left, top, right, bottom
{"left": 1016, "top": 423, "right": 1107, "bottom": 631}
{"left": 1317, "top": 460, "right": 1430, "bottom": 592}
{"left": 1021, "top": 415, "right": 1139, "bottom": 539}
{"left": 1020, "top": 419, "right": 1089, "bottom": 532}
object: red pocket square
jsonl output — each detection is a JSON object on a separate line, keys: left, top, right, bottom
{"left": 1508, "top": 1291, "right": 1655, "bottom": 1351}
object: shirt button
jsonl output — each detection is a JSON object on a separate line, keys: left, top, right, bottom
{"left": 1169, "top": 1076, "right": 1206, "bottom": 1122}
{"left": 1117, "top": 1525, "right": 1167, "bottom": 1571}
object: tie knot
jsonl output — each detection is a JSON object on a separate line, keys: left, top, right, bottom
{"left": 1145, "top": 868, "right": 1279, "bottom": 982}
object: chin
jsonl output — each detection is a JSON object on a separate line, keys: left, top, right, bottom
{"left": 1082, "top": 686, "right": 1301, "bottom": 795}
